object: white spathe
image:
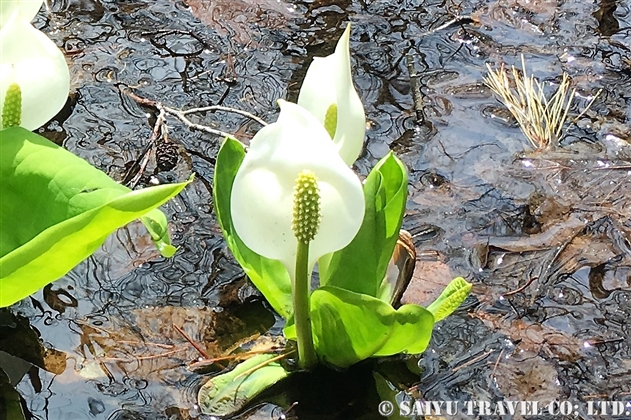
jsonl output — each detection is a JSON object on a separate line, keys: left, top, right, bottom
{"left": 297, "top": 24, "right": 366, "bottom": 166}
{"left": 231, "top": 100, "right": 365, "bottom": 279}
{"left": 0, "top": 10, "right": 70, "bottom": 130}
{"left": 0, "top": 0, "right": 43, "bottom": 27}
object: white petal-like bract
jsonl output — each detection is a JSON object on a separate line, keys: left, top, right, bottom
{"left": 0, "top": 11, "right": 70, "bottom": 130}
{"left": 298, "top": 24, "right": 366, "bottom": 166}
{"left": 0, "top": 0, "right": 43, "bottom": 27}
{"left": 231, "top": 100, "right": 365, "bottom": 278}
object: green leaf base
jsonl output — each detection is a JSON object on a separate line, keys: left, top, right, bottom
{"left": 198, "top": 353, "right": 291, "bottom": 416}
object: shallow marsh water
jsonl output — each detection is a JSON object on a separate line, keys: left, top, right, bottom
{"left": 4, "top": 0, "right": 631, "bottom": 419}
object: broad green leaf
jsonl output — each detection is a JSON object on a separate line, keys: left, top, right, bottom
{"left": 320, "top": 153, "right": 407, "bottom": 297}
{"left": 372, "top": 303, "right": 433, "bottom": 356}
{"left": 310, "top": 287, "right": 393, "bottom": 367}
{"left": 198, "top": 353, "right": 290, "bottom": 416}
{"left": 213, "top": 137, "right": 293, "bottom": 319}
{"left": 0, "top": 127, "right": 190, "bottom": 307}
{"left": 286, "top": 286, "right": 434, "bottom": 365}
{"left": 426, "top": 277, "right": 472, "bottom": 322}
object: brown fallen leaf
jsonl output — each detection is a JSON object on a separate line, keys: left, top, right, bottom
{"left": 471, "top": 311, "right": 584, "bottom": 362}
{"left": 182, "top": 0, "right": 298, "bottom": 45}
{"left": 61, "top": 303, "right": 275, "bottom": 386}
{"left": 401, "top": 258, "right": 456, "bottom": 308}
{"left": 493, "top": 350, "right": 561, "bottom": 409}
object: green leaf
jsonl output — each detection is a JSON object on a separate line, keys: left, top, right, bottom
{"left": 306, "top": 286, "right": 433, "bottom": 367}
{"left": 320, "top": 153, "right": 408, "bottom": 297}
{"left": 213, "top": 137, "right": 293, "bottom": 319}
{"left": 426, "top": 277, "right": 472, "bottom": 322}
{"left": 310, "top": 287, "right": 393, "bottom": 367}
{"left": 0, "top": 127, "right": 190, "bottom": 307}
{"left": 197, "top": 353, "right": 290, "bottom": 416}
{"left": 140, "top": 209, "right": 177, "bottom": 257}
{"left": 372, "top": 303, "right": 433, "bottom": 356}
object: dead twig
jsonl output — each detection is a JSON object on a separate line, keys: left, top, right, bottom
{"left": 173, "top": 323, "right": 210, "bottom": 360}
{"left": 102, "top": 347, "right": 188, "bottom": 362}
{"left": 117, "top": 340, "right": 175, "bottom": 349}
{"left": 452, "top": 349, "right": 495, "bottom": 372}
{"left": 122, "top": 86, "right": 267, "bottom": 141}
{"left": 503, "top": 276, "right": 539, "bottom": 297}
{"left": 490, "top": 348, "right": 505, "bottom": 381}
{"left": 406, "top": 54, "right": 425, "bottom": 124}
{"left": 190, "top": 349, "right": 284, "bottom": 365}
{"left": 176, "top": 105, "right": 267, "bottom": 126}
{"left": 122, "top": 106, "right": 167, "bottom": 188}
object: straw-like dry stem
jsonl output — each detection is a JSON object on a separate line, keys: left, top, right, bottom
{"left": 484, "top": 56, "right": 599, "bottom": 150}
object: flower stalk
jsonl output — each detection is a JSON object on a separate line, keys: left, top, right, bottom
{"left": 293, "top": 240, "right": 317, "bottom": 369}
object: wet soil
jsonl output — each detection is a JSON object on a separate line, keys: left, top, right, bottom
{"left": 4, "top": 0, "right": 631, "bottom": 419}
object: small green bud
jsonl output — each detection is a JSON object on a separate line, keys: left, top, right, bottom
{"left": 2, "top": 83, "right": 22, "bottom": 129}
{"left": 323, "top": 103, "right": 337, "bottom": 139}
{"left": 292, "top": 170, "right": 321, "bottom": 244}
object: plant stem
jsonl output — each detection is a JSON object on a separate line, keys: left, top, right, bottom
{"left": 293, "top": 240, "right": 317, "bottom": 370}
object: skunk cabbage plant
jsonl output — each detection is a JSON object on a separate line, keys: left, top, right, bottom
{"left": 231, "top": 99, "right": 365, "bottom": 368}
{"left": 200, "top": 24, "right": 472, "bottom": 417}
{"left": 231, "top": 100, "right": 364, "bottom": 279}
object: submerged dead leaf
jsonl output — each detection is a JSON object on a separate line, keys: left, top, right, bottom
{"left": 182, "top": 0, "right": 298, "bottom": 45}
{"left": 0, "top": 312, "right": 67, "bottom": 375}
{"left": 401, "top": 259, "right": 456, "bottom": 308}
{"left": 66, "top": 303, "right": 274, "bottom": 386}
{"left": 472, "top": 311, "right": 584, "bottom": 362}
{"left": 95, "top": 221, "right": 163, "bottom": 279}
{"left": 493, "top": 351, "right": 561, "bottom": 408}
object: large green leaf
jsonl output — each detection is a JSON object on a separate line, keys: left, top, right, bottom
{"left": 213, "top": 137, "right": 293, "bottom": 318}
{"left": 309, "top": 287, "right": 393, "bottom": 367}
{"left": 0, "top": 127, "right": 190, "bottom": 307}
{"left": 197, "top": 353, "right": 290, "bottom": 416}
{"left": 299, "top": 286, "right": 432, "bottom": 367}
{"left": 372, "top": 303, "right": 433, "bottom": 356}
{"left": 426, "top": 277, "right": 472, "bottom": 322}
{"left": 320, "top": 153, "right": 407, "bottom": 297}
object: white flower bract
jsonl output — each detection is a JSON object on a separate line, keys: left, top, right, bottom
{"left": 0, "top": 0, "right": 43, "bottom": 27}
{"left": 0, "top": 10, "right": 70, "bottom": 130}
{"left": 297, "top": 24, "right": 366, "bottom": 166}
{"left": 230, "top": 100, "right": 365, "bottom": 279}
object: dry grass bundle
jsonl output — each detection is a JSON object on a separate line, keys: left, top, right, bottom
{"left": 484, "top": 56, "right": 599, "bottom": 150}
